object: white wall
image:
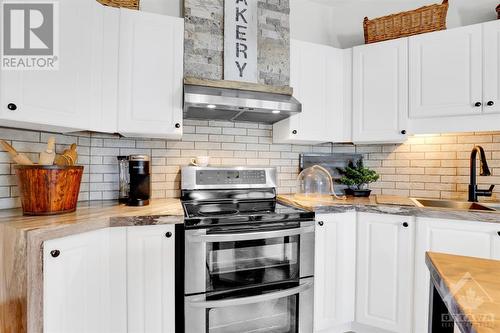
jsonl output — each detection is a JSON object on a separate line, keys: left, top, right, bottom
{"left": 291, "top": 0, "right": 499, "bottom": 48}
{"left": 140, "top": 0, "right": 182, "bottom": 17}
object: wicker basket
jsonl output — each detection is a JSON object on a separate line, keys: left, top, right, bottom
{"left": 497, "top": 4, "right": 500, "bottom": 19}
{"left": 96, "top": 0, "right": 139, "bottom": 10}
{"left": 364, "top": 0, "right": 449, "bottom": 44}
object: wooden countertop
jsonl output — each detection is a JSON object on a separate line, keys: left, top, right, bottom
{"left": 277, "top": 194, "right": 417, "bottom": 210}
{"left": 426, "top": 252, "right": 500, "bottom": 333}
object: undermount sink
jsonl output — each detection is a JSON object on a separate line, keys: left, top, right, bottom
{"left": 411, "top": 198, "right": 497, "bottom": 212}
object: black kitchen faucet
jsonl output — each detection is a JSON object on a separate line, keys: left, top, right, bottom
{"left": 468, "top": 146, "right": 495, "bottom": 202}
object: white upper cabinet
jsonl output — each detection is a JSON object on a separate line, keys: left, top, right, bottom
{"left": 413, "top": 217, "right": 500, "bottom": 333}
{"left": 355, "top": 213, "right": 414, "bottom": 333}
{"left": 314, "top": 213, "right": 356, "bottom": 332}
{"left": 409, "top": 22, "right": 500, "bottom": 134}
{"left": 117, "top": 9, "right": 183, "bottom": 139}
{"left": 127, "top": 225, "right": 176, "bottom": 333}
{"left": 352, "top": 38, "right": 408, "bottom": 143}
{"left": 0, "top": 0, "right": 112, "bottom": 133}
{"left": 483, "top": 20, "right": 500, "bottom": 115}
{"left": 273, "top": 39, "right": 352, "bottom": 144}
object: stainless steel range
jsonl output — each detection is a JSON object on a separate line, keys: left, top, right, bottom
{"left": 179, "top": 166, "right": 315, "bottom": 333}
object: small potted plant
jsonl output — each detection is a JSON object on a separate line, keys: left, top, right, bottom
{"left": 337, "top": 160, "right": 379, "bottom": 197}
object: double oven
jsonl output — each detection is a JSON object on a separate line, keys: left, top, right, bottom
{"left": 179, "top": 167, "right": 315, "bottom": 333}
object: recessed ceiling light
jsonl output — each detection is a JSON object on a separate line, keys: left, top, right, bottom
{"left": 272, "top": 110, "right": 281, "bottom": 114}
{"left": 207, "top": 104, "right": 217, "bottom": 109}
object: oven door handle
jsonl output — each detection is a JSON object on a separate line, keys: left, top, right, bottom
{"left": 188, "top": 281, "right": 312, "bottom": 309}
{"left": 187, "top": 224, "right": 314, "bottom": 243}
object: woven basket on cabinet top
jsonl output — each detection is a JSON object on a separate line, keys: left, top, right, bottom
{"left": 363, "top": 0, "right": 449, "bottom": 44}
{"left": 96, "top": 0, "right": 139, "bottom": 10}
{"left": 497, "top": 4, "right": 500, "bottom": 19}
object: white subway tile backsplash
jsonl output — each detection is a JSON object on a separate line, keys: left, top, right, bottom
{"left": 1, "top": 123, "right": 500, "bottom": 210}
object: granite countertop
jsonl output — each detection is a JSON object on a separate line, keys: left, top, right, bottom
{"left": 277, "top": 194, "right": 500, "bottom": 223}
{"left": 426, "top": 252, "right": 500, "bottom": 333}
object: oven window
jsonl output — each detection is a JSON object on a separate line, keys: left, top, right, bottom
{"left": 206, "top": 236, "right": 299, "bottom": 292}
{"left": 207, "top": 293, "right": 298, "bottom": 333}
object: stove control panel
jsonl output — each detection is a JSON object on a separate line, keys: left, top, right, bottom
{"left": 196, "top": 169, "right": 266, "bottom": 185}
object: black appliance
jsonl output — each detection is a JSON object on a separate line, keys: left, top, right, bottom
{"left": 128, "top": 155, "right": 150, "bottom": 206}
{"left": 178, "top": 166, "right": 315, "bottom": 333}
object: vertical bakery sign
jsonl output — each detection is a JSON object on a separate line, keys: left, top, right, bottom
{"left": 224, "top": 0, "right": 258, "bottom": 83}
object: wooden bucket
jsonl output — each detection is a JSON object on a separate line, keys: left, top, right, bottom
{"left": 14, "top": 165, "right": 84, "bottom": 216}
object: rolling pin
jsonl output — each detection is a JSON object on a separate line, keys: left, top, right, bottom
{"left": 0, "top": 140, "right": 34, "bottom": 165}
{"left": 39, "top": 137, "right": 56, "bottom": 165}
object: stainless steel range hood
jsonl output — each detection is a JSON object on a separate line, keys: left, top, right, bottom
{"left": 183, "top": 84, "right": 302, "bottom": 124}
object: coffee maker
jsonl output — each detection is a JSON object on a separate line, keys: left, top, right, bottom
{"left": 126, "top": 155, "right": 150, "bottom": 206}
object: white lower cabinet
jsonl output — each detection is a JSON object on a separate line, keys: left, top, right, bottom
{"left": 43, "top": 228, "right": 127, "bottom": 333}
{"left": 355, "top": 213, "right": 415, "bottom": 333}
{"left": 314, "top": 213, "right": 356, "bottom": 332}
{"left": 43, "top": 225, "right": 176, "bottom": 333}
{"left": 127, "top": 225, "right": 176, "bottom": 333}
{"left": 413, "top": 217, "right": 500, "bottom": 333}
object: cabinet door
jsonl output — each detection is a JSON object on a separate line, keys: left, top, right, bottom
{"left": 409, "top": 24, "right": 483, "bottom": 121}
{"left": 413, "top": 217, "right": 500, "bottom": 333}
{"left": 314, "top": 213, "right": 356, "bottom": 332}
{"left": 127, "top": 225, "right": 175, "bottom": 333}
{"left": 118, "top": 9, "right": 183, "bottom": 139}
{"left": 356, "top": 213, "right": 414, "bottom": 333}
{"left": 483, "top": 20, "right": 500, "bottom": 115}
{"left": 43, "top": 228, "right": 127, "bottom": 333}
{"left": 0, "top": 0, "right": 105, "bottom": 133}
{"left": 352, "top": 38, "right": 408, "bottom": 143}
{"left": 273, "top": 40, "right": 351, "bottom": 144}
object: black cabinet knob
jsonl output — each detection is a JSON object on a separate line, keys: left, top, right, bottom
{"left": 50, "top": 250, "right": 60, "bottom": 258}
{"left": 174, "top": 123, "right": 181, "bottom": 129}
{"left": 318, "top": 221, "right": 324, "bottom": 226}
{"left": 487, "top": 101, "right": 495, "bottom": 106}
{"left": 401, "top": 130, "right": 407, "bottom": 135}
{"left": 402, "top": 222, "right": 409, "bottom": 228}
{"left": 474, "top": 102, "right": 482, "bottom": 107}
{"left": 7, "top": 103, "right": 17, "bottom": 111}
{"left": 165, "top": 232, "right": 172, "bottom": 238}
{"left": 497, "top": 231, "right": 500, "bottom": 237}
{"left": 292, "top": 130, "right": 297, "bottom": 135}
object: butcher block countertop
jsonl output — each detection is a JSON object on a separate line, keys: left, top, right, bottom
{"left": 426, "top": 252, "right": 500, "bottom": 333}
{"left": 0, "top": 199, "right": 183, "bottom": 333}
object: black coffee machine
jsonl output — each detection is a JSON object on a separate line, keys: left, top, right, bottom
{"left": 127, "top": 155, "right": 150, "bottom": 206}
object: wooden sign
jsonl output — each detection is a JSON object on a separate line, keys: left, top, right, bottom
{"left": 224, "top": 0, "right": 258, "bottom": 83}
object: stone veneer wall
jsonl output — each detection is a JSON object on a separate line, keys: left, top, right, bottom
{"left": 183, "top": 0, "right": 290, "bottom": 86}
{"left": 0, "top": 122, "right": 499, "bottom": 210}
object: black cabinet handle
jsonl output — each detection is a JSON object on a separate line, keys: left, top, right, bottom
{"left": 474, "top": 102, "right": 482, "bottom": 107}
{"left": 292, "top": 130, "right": 297, "bottom": 135}
{"left": 50, "top": 250, "right": 60, "bottom": 258}
{"left": 318, "top": 221, "right": 324, "bottom": 226}
{"left": 487, "top": 101, "right": 495, "bottom": 107}
{"left": 497, "top": 231, "right": 500, "bottom": 237}
{"left": 7, "top": 103, "right": 17, "bottom": 111}
{"left": 402, "top": 222, "right": 409, "bottom": 228}
{"left": 401, "top": 130, "right": 407, "bottom": 135}
{"left": 174, "top": 123, "right": 181, "bottom": 129}
{"left": 165, "top": 232, "right": 172, "bottom": 238}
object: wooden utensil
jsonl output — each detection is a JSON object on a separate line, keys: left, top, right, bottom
{"left": 54, "top": 143, "right": 78, "bottom": 166}
{"left": 39, "top": 137, "right": 56, "bottom": 165}
{"left": 0, "top": 140, "right": 34, "bottom": 165}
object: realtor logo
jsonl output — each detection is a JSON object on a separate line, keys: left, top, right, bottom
{"left": 2, "top": 1, "right": 59, "bottom": 70}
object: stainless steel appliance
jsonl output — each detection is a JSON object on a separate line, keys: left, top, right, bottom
{"left": 183, "top": 84, "right": 302, "bottom": 124}
{"left": 180, "top": 166, "right": 315, "bottom": 333}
